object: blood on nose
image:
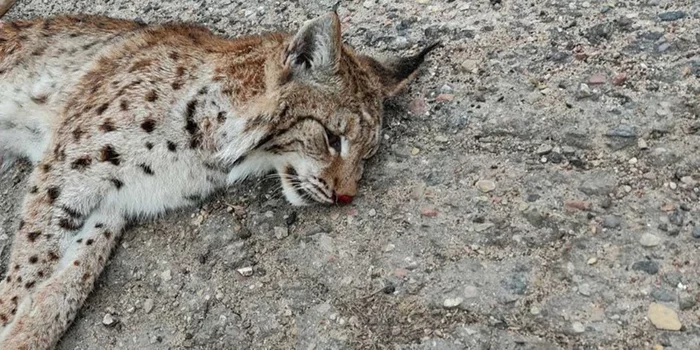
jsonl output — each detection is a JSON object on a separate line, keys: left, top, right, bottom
{"left": 334, "top": 194, "right": 354, "bottom": 205}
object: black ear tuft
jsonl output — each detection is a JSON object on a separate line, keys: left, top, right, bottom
{"left": 391, "top": 41, "right": 441, "bottom": 82}
{"left": 362, "top": 42, "right": 441, "bottom": 97}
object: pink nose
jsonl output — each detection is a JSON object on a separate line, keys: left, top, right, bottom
{"left": 335, "top": 194, "right": 354, "bottom": 205}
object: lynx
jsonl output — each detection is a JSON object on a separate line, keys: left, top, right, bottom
{"left": 0, "top": 3, "right": 437, "bottom": 348}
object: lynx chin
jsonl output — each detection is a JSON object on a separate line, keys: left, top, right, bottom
{"left": 0, "top": 5, "right": 438, "bottom": 349}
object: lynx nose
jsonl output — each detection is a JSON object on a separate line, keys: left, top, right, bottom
{"left": 333, "top": 193, "right": 354, "bottom": 205}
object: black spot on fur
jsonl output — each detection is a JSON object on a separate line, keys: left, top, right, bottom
{"left": 145, "top": 90, "right": 158, "bottom": 102}
{"left": 71, "top": 156, "right": 92, "bottom": 170}
{"left": 217, "top": 111, "right": 226, "bottom": 123}
{"left": 145, "top": 142, "right": 154, "bottom": 150}
{"left": 139, "top": 164, "right": 154, "bottom": 175}
{"left": 61, "top": 206, "right": 82, "bottom": 219}
{"left": 28, "top": 256, "right": 38, "bottom": 264}
{"left": 104, "top": 231, "right": 112, "bottom": 239}
{"left": 109, "top": 178, "right": 124, "bottom": 189}
{"left": 96, "top": 103, "right": 109, "bottom": 115}
{"left": 189, "top": 138, "right": 200, "bottom": 149}
{"left": 141, "top": 119, "right": 156, "bottom": 133}
{"left": 100, "top": 119, "right": 115, "bottom": 132}
{"left": 100, "top": 145, "right": 120, "bottom": 165}
{"left": 76, "top": 239, "right": 83, "bottom": 243}
{"left": 86, "top": 239, "right": 94, "bottom": 246}
{"left": 29, "top": 186, "right": 38, "bottom": 194}
{"left": 184, "top": 100, "right": 198, "bottom": 134}
{"left": 18, "top": 220, "right": 25, "bottom": 230}
{"left": 59, "top": 218, "right": 83, "bottom": 231}
{"left": 31, "top": 47, "right": 46, "bottom": 56}
{"left": 47, "top": 187, "right": 60, "bottom": 203}
{"left": 167, "top": 141, "right": 177, "bottom": 152}
{"left": 198, "top": 86, "right": 209, "bottom": 95}
{"left": 40, "top": 163, "right": 51, "bottom": 173}
{"left": 27, "top": 231, "right": 41, "bottom": 242}
{"left": 72, "top": 127, "right": 84, "bottom": 141}
{"left": 24, "top": 281, "right": 35, "bottom": 289}
{"left": 171, "top": 81, "right": 183, "bottom": 90}
{"left": 95, "top": 223, "right": 105, "bottom": 228}
{"left": 120, "top": 100, "right": 129, "bottom": 111}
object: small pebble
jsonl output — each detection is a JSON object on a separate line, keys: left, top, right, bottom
{"left": 443, "top": 297, "right": 464, "bottom": 309}
{"left": 679, "top": 294, "right": 697, "bottom": 310}
{"left": 648, "top": 303, "right": 682, "bottom": 330}
{"left": 460, "top": 59, "right": 479, "bottom": 73}
{"left": 368, "top": 209, "right": 376, "bottom": 217}
{"left": 572, "top": 321, "right": 585, "bottom": 333}
{"left": 421, "top": 208, "right": 438, "bottom": 217}
{"left": 161, "top": 269, "right": 172, "bottom": 282}
{"left": 588, "top": 74, "right": 606, "bottom": 85}
{"left": 602, "top": 215, "right": 621, "bottom": 229}
{"left": 274, "top": 226, "right": 289, "bottom": 239}
{"left": 658, "top": 11, "right": 686, "bottom": 22}
{"left": 536, "top": 144, "right": 553, "bottom": 155}
{"left": 632, "top": 260, "right": 659, "bottom": 275}
{"left": 692, "top": 226, "right": 700, "bottom": 239}
{"left": 102, "top": 313, "right": 116, "bottom": 327}
{"left": 143, "top": 299, "right": 154, "bottom": 313}
{"left": 612, "top": 73, "right": 627, "bottom": 86}
{"left": 578, "top": 283, "right": 592, "bottom": 297}
{"left": 640, "top": 233, "right": 662, "bottom": 247}
{"left": 638, "top": 138, "right": 649, "bottom": 150}
{"left": 237, "top": 267, "right": 254, "bottom": 277}
{"left": 476, "top": 179, "right": 496, "bottom": 193}
{"left": 587, "top": 257, "right": 598, "bottom": 265}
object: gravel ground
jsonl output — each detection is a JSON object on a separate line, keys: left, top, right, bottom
{"left": 2, "top": 0, "right": 700, "bottom": 349}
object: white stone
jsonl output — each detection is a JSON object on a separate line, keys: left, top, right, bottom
{"left": 640, "top": 233, "right": 662, "bottom": 247}
{"left": 443, "top": 297, "right": 464, "bottom": 309}
{"left": 237, "top": 267, "right": 254, "bottom": 277}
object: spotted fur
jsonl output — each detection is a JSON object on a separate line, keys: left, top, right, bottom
{"left": 0, "top": 10, "right": 436, "bottom": 349}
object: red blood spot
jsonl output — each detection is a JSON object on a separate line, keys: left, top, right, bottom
{"left": 335, "top": 195, "right": 354, "bottom": 205}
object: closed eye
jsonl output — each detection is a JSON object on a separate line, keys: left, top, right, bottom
{"left": 326, "top": 128, "right": 342, "bottom": 153}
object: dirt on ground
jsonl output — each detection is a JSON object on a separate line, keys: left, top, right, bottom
{"left": 2, "top": 0, "right": 700, "bottom": 349}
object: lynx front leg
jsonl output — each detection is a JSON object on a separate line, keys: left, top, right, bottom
{"left": 0, "top": 161, "right": 102, "bottom": 321}
{"left": 0, "top": 208, "right": 125, "bottom": 350}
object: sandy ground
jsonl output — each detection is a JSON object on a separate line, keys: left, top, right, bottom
{"left": 2, "top": 0, "right": 700, "bottom": 349}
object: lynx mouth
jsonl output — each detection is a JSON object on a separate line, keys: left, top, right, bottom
{"left": 282, "top": 166, "right": 334, "bottom": 205}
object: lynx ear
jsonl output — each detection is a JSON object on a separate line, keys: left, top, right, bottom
{"left": 361, "top": 42, "right": 440, "bottom": 97}
{"left": 284, "top": 12, "right": 343, "bottom": 82}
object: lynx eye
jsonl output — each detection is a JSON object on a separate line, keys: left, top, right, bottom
{"left": 325, "top": 128, "right": 342, "bottom": 153}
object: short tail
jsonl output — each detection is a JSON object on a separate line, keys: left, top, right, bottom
{"left": 0, "top": 0, "right": 16, "bottom": 18}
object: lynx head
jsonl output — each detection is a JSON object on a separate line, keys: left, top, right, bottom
{"left": 260, "top": 12, "right": 438, "bottom": 206}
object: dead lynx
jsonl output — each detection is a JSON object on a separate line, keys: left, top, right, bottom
{"left": 0, "top": 5, "right": 437, "bottom": 349}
